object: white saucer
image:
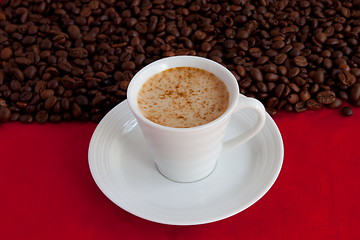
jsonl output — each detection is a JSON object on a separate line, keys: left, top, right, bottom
{"left": 88, "top": 100, "right": 284, "bottom": 225}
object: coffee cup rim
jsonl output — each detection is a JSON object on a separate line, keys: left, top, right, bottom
{"left": 127, "top": 56, "right": 240, "bottom": 132}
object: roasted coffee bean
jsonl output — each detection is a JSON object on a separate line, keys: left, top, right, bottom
{"left": 273, "top": 53, "right": 287, "bottom": 65}
{"left": 44, "top": 96, "right": 57, "bottom": 111}
{"left": 349, "top": 84, "right": 360, "bottom": 104}
{"left": 0, "top": 47, "right": 13, "bottom": 60}
{"left": 315, "top": 32, "right": 327, "bottom": 43}
{"left": 49, "top": 114, "right": 62, "bottom": 123}
{"left": 248, "top": 48, "right": 262, "bottom": 58}
{"left": 67, "top": 25, "right": 82, "bottom": 40}
{"left": 287, "top": 94, "right": 299, "bottom": 104}
{"left": 306, "top": 99, "right": 323, "bottom": 110}
{"left": 23, "top": 66, "right": 37, "bottom": 79}
{"left": 293, "top": 56, "right": 308, "bottom": 67}
{"left": 121, "top": 61, "right": 136, "bottom": 71}
{"left": 316, "top": 90, "right": 336, "bottom": 104}
{"left": 272, "top": 41, "right": 285, "bottom": 50}
{"left": 69, "top": 48, "right": 88, "bottom": 58}
{"left": 341, "top": 107, "right": 353, "bottom": 116}
{"left": 287, "top": 67, "right": 300, "bottom": 79}
{"left": 237, "top": 29, "right": 250, "bottom": 39}
{"left": 40, "top": 89, "right": 55, "bottom": 99}
{"left": 338, "top": 71, "right": 356, "bottom": 86}
{"left": 278, "top": 66, "right": 287, "bottom": 76}
{"left": 15, "top": 57, "right": 32, "bottom": 65}
{"left": 35, "top": 110, "right": 49, "bottom": 123}
{"left": 75, "top": 95, "right": 89, "bottom": 106}
{"left": 250, "top": 68, "right": 263, "bottom": 82}
{"left": 19, "top": 114, "right": 33, "bottom": 123}
{"left": 72, "top": 103, "right": 82, "bottom": 119}
{"left": 135, "top": 54, "right": 145, "bottom": 66}
{"left": 19, "top": 92, "right": 32, "bottom": 102}
{"left": 328, "top": 98, "right": 342, "bottom": 109}
{"left": 0, "top": 107, "right": 12, "bottom": 122}
{"left": 12, "top": 69, "right": 24, "bottom": 81}
{"left": 10, "top": 80, "right": 21, "bottom": 91}
{"left": 313, "top": 70, "right": 325, "bottom": 84}
{"left": 274, "top": 84, "right": 285, "bottom": 98}
{"left": 294, "top": 101, "right": 307, "bottom": 113}
{"left": 265, "top": 73, "right": 279, "bottom": 82}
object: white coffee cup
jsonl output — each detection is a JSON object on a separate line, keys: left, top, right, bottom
{"left": 127, "top": 56, "right": 266, "bottom": 183}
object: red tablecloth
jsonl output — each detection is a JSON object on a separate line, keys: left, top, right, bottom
{"left": 1, "top": 106, "right": 359, "bottom": 239}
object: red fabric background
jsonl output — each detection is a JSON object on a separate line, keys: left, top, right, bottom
{"left": 0, "top": 106, "right": 359, "bottom": 239}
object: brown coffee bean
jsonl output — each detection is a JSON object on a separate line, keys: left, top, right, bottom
{"left": 58, "top": 59, "right": 73, "bottom": 72}
{"left": 287, "top": 93, "right": 299, "bottom": 104}
{"left": 273, "top": 53, "right": 287, "bottom": 64}
{"left": 237, "top": 29, "right": 250, "bottom": 39}
{"left": 15, "top": 57, "right": 32, "bottom": 65}
{"left": 0, "top": 47, "right": 13, "bottom": 60}
{"left": 23, "top": 66, "right": 37, "bottom": 79}
{"left": 10, "top": 80, "right": 21, "bottom": 91}
{"left": 75, "top": 95, "right": 89, "bottom": 106}
{"left": 135, "top": 54, "right": 145, "bottom": 66}
{"left": 287, "top": 67, "right": 300, "bottom": 78}
{"left": 328, "top": 98, "right": 342, "bottom": 109}
{"left": 265, "top": 97, "right": 279, "bottom": 108}
{"left": 250, "top": 68, "right": 263, "bottom": 81}
{"left": 262, "top": 63, "right": 277, "bottom": 73}
{"left": 12, "top": 68, "right": 24, "bottom": 81}
{"left": 341, "top": 107, "right": 353, "bottom": 116}
{"left": 35, "top": 110, "right": 49, "bottom": 123}
{"left": 44, "top": 96, "right": 57, "bottom": 111}
{"left": 248, "top": 48, "right": 262, "bottom": 58}
{"left": 272, "top": 41, "right": 285, "bottom": 49}
{"left": 0, "top": 107, "right": 11, "bottom": 122}
{"left": 49, "top": 114, "right": 62, "bottom": 123}
{"left": 0, "top": 99, "right": 7, "bottom": 108}
{"left": 256, "top": 56, "right": 269, "bottom": 65}
{"left": 256, "top": 82, "right": 267, "bottom": 93}
{"left": 69, "top": 48, "right": 88, "bottom": 58}
{"left": 338, "top": 71, "right": 356, "bottom": 86}
{"left": 293, "top": 56, "right": 308, "bottom": 67}
{"left": 278, "top": 66, "right": 287, "bottom": 76}
{"left": 72, "top": 103, "right": 82, "bottom": 119}
{"left": 313, "top": 70, "right": 325, "bottom": 84}
{"left": 40, "top": 89, "right": 55, "bottom": 99}
{"left": 294, "top": 101, "right": 307, "bottom": 112}
{"left": 121, "top": 61, "right": 136, "bottom": 71}
{"left": 349, "top": 83, "right": 360, "bottom": 104}
{"left": 40, "top": 38, "right": 52, "bottom": 50}
{"left": 61, "top": 76, "right": 76, "bottom": 89}
{"left": 67, "top": 25, "right": 82, "bottom": 40}
{"left": 265, "top": 73, "right": 279, "bottom": 82}
{"left": 91, "top": 95, "right": 106, "bottom": 106}
{"left": 194, "top": 30, "right": 207, "bottom": 41}
{"left": 19, "top": 91, "right": 32, "bottom": 102}
{"left": 274, "top": 83, "right": 285, "bottom": 98}
{"left": 19, "top": 114, "right": 33, "bottom": 123}
{"left": 22, "top": 36, "right": 36, "bottom": 45}
{"left": 306, "top": 99, "right": 323, "bottom": 110}
{"left": 316, "top": 90, "right": 336, "bottom": 104}
{"left": 315, "top": 32, "right": 327, "bottom": 43}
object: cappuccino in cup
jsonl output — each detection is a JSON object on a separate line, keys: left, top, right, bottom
{"left": 137, "top": 67, "right": 229, "bottom": 128}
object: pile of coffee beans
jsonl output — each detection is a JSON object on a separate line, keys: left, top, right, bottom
{"left": 1, "top": 0, "right": 360, "bottom": 123}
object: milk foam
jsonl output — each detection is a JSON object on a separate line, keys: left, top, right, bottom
{"left": 137, "top": 67, "right": 229, "bottom": 128}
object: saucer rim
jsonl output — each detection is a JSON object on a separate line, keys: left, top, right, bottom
{"left": 88, "top": 100, "right": 284, "bottom": 225}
